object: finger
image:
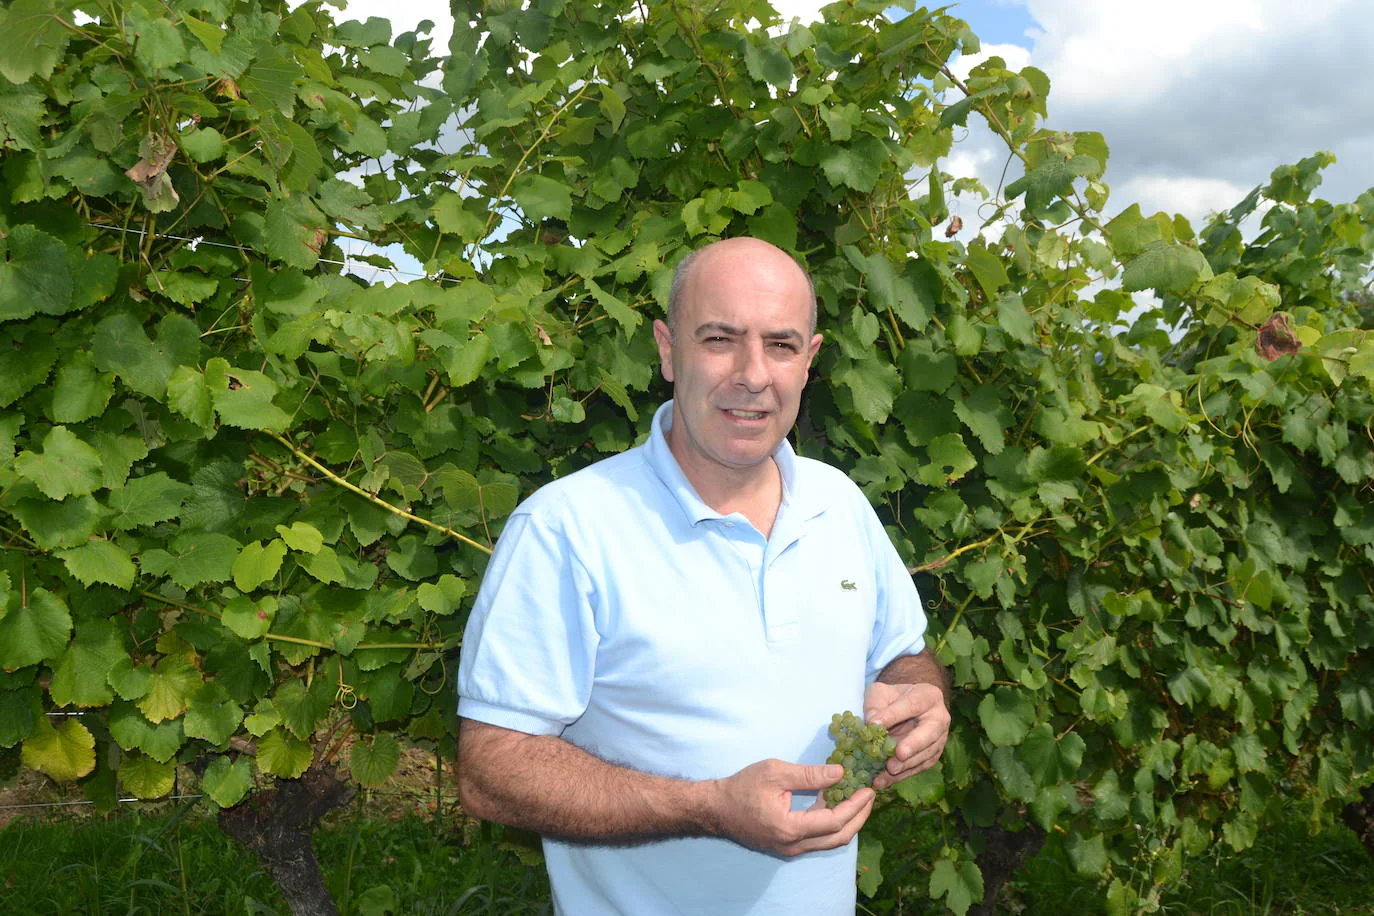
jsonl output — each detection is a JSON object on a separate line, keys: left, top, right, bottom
{"left": 862, "top": 682, "right": 896, "bottom": 717}
{"left": 873, "top": 736, "right": 948, "bottom": 788}
{"left": 867, "top": 685, "right": 943, "bottom": 730}
{"left": 788, "top": 790, "right": 873, "bottom": 851}
{"left": 792, "top": 784, "right": 872, "bottom": 833}
{"left": 884, "top": 718, "right": 918, "bottom": 741}
{"left": 783, "top": 762, "right": 845, "bottom": 791}
{"left": 889, "top": 718, "right": 949, "bottom": 770}
{"left": 790, "top": 789, "right": 875, "bottom": 854}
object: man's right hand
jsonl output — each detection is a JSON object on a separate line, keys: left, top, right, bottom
{"left": 707, "top": 758, "right": 875, "bottom": 857}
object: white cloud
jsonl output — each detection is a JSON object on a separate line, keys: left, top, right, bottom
{"left": 771, "top": 0, "right": 828, "bottom": 23}
{"left": 1111, "top": 174, "right": 1251, "bottom": 225}
{"left": 1014, "top": 0, "right": 1374, "bottom": 212}
{"left": 1023, "top": 0, "right": 1272, "bottom": 108}
{"left": 945, "top": 141, "right": 1000, "bottom": 183}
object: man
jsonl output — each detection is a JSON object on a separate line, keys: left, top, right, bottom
{"left": 457, "top": 237, "right": 950, "bottom": 914}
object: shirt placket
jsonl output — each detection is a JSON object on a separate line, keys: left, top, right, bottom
{"left": 762, "top": 513, "right": 804, "bottom": 642}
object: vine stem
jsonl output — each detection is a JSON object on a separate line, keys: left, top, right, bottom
{"left": 910, "top": 532, "right": 1000, "bottom": 573}
{"left": 1086, "top": 424, "right": 1150, "bottom": 466}
{"left": 138, "top": 591, "right": 453, "bottom": 652}
{"left": 932, "top": 591, "right": 978, "bottom": 657}
{"left": 933, "top": 51, "right": 1104, "bottom": 237}
{"left": 468, "top": 82, "right": 591, "bottom": 261}
{"left": 266, "top": 432, "right": 493, "bottom": 556}
{"left": 670, "top": 0, "right": 743, "bottom": 120}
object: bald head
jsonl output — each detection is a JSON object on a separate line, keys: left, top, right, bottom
{"left": 666, "top": 238, "right": 817, "bottom": 336}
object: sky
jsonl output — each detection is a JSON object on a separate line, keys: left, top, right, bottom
{"left": 324, "top": 0, "right": 1374, "bottom": 231}
{"left": 936, "top": 0, "right": 1374, "bottom": 226}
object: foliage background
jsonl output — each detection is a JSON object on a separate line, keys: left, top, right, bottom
{"left": 0, "top": 0, "right": 1371, "bottom": 912}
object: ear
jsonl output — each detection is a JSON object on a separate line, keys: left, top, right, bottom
{"left": 653, "top": 319, "right": 675, "bottom": 383}
{"left": 803, "top": 332, "right": 823, "bottom": 369}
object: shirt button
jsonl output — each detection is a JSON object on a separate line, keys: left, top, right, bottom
{"left": 723, "top": 521, "right": 734, "bottom": 527}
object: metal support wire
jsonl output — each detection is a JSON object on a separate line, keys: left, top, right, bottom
{"left": 0, "top": 795, "right": 206, "bottom": 812}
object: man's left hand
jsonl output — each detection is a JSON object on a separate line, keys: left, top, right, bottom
{"left": 863, "top": 681, "right": 950, "bottom": 790}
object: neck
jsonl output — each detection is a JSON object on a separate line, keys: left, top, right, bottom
{"left": 667, "top": 437, "right": 784, "bottom": 539}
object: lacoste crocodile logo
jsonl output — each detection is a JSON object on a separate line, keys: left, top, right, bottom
{"left": 841, "top": 580, "right": 857, "bottom": 591}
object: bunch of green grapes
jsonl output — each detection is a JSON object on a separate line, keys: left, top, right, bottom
{"left": 823, "top": 711, "right": 897, "bottom": 806}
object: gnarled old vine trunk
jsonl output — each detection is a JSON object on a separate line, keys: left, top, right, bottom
{"left": 966, "top": 821, "right": 1046, "bottom": 915}
{"left": 218, "top": 766, "right": 355, "bottom": 916}
{"left": 1343, "top": 785, "right": 1374, "bottom": 862}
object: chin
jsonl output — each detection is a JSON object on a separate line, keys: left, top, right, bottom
{"left": 718, "top": 446, "right": 777, "bottom": 469}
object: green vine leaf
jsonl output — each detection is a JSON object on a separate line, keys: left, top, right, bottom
{"left": 21, "top": 715, "right": 94, "bottom": 782}
{"left": 819, "top": 137, "right": 886, "bottom": 193}
{"left": 857, "top": 834, "right": 885, "bottom": 897}
{"left": 978, "top": 686, "right": 1036, "bottom": 747}
{"left": 0, "top": 225, "right": 73, "bottom": 321}
{"left": 119, "top": 753, "right": 176, "bottom": 799}
{"left": 929, "top": 854, "right": 983, "bottom": 916}
{"left": 14, "top": 426, "right": 103, "bottom": 500}
{"left": 184, "top": 682, "right": 244, "bottom": 746}
{"left": 109, "top": 702, "right": 184, "bottom": 762}
{"left": 107, "top": 473, "right": 195, "bottom": 530}
{"left": 141, "top": 532, "right": 241, "bottom": 590}
{"left": 350, "top": 733, "right": 401, "bottom": 787}
{"left": 136, "top": 656, "right": 203, "bottom": 724}
{"left": 1121, "top": 242, "right": 1213, "bottom": 294}
{"left": 510, "top": 173, "right": 573, "bottom": 223}
{"left": 47, "top": 619, "right": 124, "bottom": 708}
{"left": 0, "top": 586, "right": 72, "bottom": 669}
{"left": 257, "top": 728, "right": 313, "bottom": 778}
{"left": 202, "top": 756, "right": 254, "bottom": 807}
{"left": 90, "top": 314, "right": 200, "bottom": 400}
{"left": 0, "top": 0, "right": 73, "bottom": 83}
{"left": 57, "top": 539, "right": 137, "bottom": 589}
{"left": 232, "top": 538, "right": 287, "bottom": 591}
{"left": 206, "top": 359, "right": 292, "bottom": 432}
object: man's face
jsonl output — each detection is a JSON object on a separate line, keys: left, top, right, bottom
{"left": 653, "top": 239, "right": 822, "bottom": 488}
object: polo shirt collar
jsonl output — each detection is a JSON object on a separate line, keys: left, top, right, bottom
{"left": 645, "top": 400, "right": 819, "bottom": 527}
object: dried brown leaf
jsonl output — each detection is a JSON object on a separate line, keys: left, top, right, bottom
{"left": 1256, "top": 312, "right": 1300, "bottom": 361}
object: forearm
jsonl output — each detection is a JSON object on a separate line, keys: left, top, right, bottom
{"left": 457, "top": 719, "right": 721, "bottom": 843}
{"left": 878, "top": 647, "right": 950, "bottom": 700}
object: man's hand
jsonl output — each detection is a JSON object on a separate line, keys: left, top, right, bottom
{"left": 708, "top": 759, "right": 875, "bottom": 856}
{"left": 863, "top": 681, "right": 951, "bottom": 790}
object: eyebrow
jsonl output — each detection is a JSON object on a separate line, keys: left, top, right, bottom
{"left": 692, "top": 322, "right": 805, "bottom": 344}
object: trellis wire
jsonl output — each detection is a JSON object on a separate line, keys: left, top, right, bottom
{"left": 0, "top": 795, "right": 206, "bottom": 812}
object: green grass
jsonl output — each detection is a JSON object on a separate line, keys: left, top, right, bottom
{"left": 0, "top": 805, "right": 551, "bottom": 915}
{"left": 854, "top": 797, "right": 1373, "bottom": 915}
{"left": 1008, "top": 815, "right": 1374, "bottom": 916}
{"left": 1155, "top": 817, "right": 1374, "bottom": 915}
{"left": 2, "top": 801, "right": 1369, "bottom": 915}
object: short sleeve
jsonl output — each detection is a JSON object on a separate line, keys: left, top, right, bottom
{"left": 457, "top": 507, "right": 600, "bottom": 736}
{"left": 863, "top": 506, "right": 928, "bottom": 680}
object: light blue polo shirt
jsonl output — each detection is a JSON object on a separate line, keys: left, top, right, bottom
{"left": 458, "top": 401, "right": 927, "bottom": 915}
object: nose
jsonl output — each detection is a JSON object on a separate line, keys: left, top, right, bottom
{"left": 734, "top": 338, "right": 770, "bottom": 393}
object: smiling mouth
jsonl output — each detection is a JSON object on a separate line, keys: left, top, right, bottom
{"left": 724, "top": 409, "right": 768, "bottom": 420}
